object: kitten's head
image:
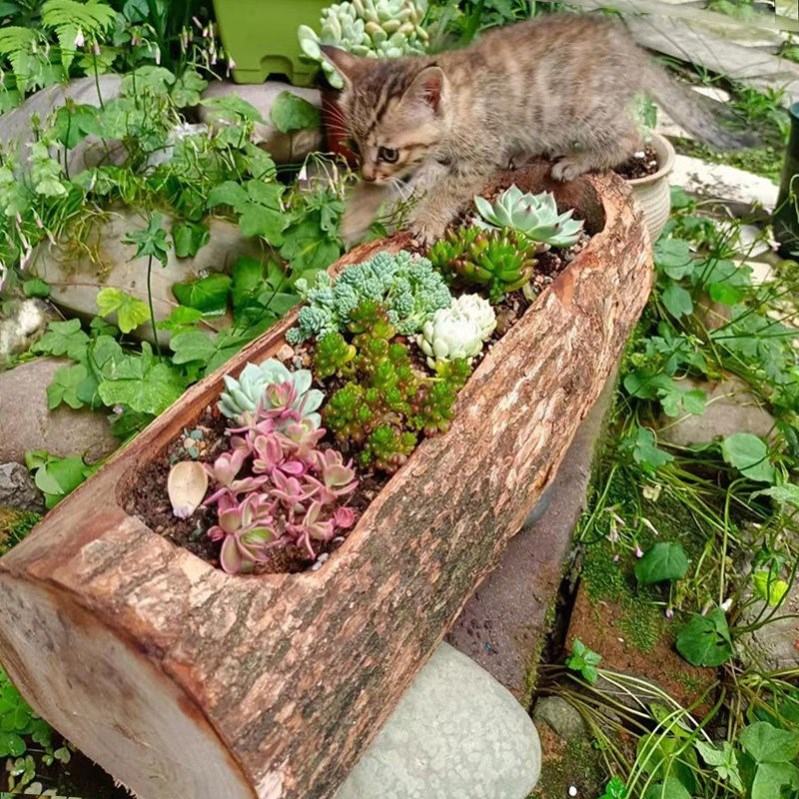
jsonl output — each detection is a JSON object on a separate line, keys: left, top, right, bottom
{"left": 321, "top": 47, "right": 446, "bottom": 184}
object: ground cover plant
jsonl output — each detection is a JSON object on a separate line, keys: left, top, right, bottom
{"left": 123, "top": 183, "right": 590, "bottom": 574}
{"left": 539, "top": 188, "right": 799, "bottom": 799}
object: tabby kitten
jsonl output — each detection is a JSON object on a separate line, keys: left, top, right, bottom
{"left": 322, "top": 13, "right": 750, "bottom": 246}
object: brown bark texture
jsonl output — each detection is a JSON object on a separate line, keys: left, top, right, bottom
{"left": 0, "top": 163, "right": 653, "bottom": 799}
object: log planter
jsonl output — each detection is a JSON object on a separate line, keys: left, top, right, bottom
{"left": 0, "top": 162, "right": 652, "bottom": 799}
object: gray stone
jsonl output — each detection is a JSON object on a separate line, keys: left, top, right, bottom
{"left": 199, "top": 81, "right": 324, "bottom": 164}
{"left": 0, "top": 299, "right": 59, "bottom": 368}
{"left": 0, "top": 76, "right": 124, "bottom": 176}
{"left": 659, "top": 376, "right": 775, "bottom": 447}
{"left": 671, "top": 156, "right": 778, "bottom": 216}
{"left": 736, "top": 579, "right": 799, "bottom": 672}
{"left": 533, "top": 696, "right": 587, "bottom": 742}
{"left": 29, "top": 207, "right": 269, "bottom": 344}
{"left": 0, "top": 357, "right": 118, "bottom": 464}
{"left": 336, "top": 643, "right": 541, "bottom": 799}
{"left": 0, "top": 462, "right": 44, "bottom": 513}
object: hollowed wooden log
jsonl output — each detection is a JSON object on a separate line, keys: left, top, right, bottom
{"left": 0, "top": 164, "right": 652, "bottom": 799}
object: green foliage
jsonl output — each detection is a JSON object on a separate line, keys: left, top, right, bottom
{"left": 24, "top": 450, "right": 99, "bottom": 509}
{"left": 288, "top": 249, "right": 451, "bottom": 344}
{"left": 172, "top": 273, "right": 232, "bottom": 314}
{"left": 598, "top": 776, "right": 628, "bottom": 799}
{"left": 721, "top": 433, "right": 776, "bottom": 484}
{"left": 739, "top": 722, "right": 799, "bottom": 799}
{"left": 565, "top": 638, "right": 602, "bottom": 684}
{"left": 318, "top": 302, "right": 470, "bottom": 472}
{"left": 0, "top": 666, "right": 53, "bottom": 759}
{"left": 634, "top": 542, "right": 689, "bottom": 585}
{"left": 428, "top": 225, "right": 537, "bottom": 301}
{"left": 96, "top": 287, "right": 150, "bottom": 333}
{"left": 675, "top": 608, "right": 732, "bottom": 667}
{"left": 270, "top": 91, "right": 321, "bottom": 133}
{"left": 695, "top": 740, "right": 744, "bottom": 792}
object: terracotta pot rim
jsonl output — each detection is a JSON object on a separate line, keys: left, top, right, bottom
{"left": 625, "top": 131, "right": 676, "bottom": 186}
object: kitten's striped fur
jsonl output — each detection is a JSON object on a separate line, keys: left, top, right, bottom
{"left": 323, "top": 13, "right": 751, "bottom": 246}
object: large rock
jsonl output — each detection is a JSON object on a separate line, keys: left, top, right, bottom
{"left": 0, "top": 299, "right": 59, "bottom": 368}
{"left": 659, "top": 375, "right": 775, "bottom": 447}
{"left": 29, "top": 207, "right": 269, "bottom": 344}
{"left": 0, "top": 75, "right": 124, "bottom": 175}
{"left": 0, "top": 358, "right": 118, "bottom": 464}
{"left": 199, "top": 80, "right": 324, "bottom": 164}
{"left": 0, "top": 462, "right": 44, "bottom": 513}
{"left": 336, "top": 643, "right": 541, "bottom": 799}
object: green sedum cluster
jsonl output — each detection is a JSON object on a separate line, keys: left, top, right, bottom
{"left": 315, "top": 302, "right": 470, "bottom": 473}
{"left": 427, "top": 226, "right": 538, "bottom": 302}
{"left": 287, "top": 249, "right": 452, "bottom": 344}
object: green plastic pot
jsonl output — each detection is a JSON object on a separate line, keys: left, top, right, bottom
{"left": 774, "top": 101, "right": 799, "bottom": 257}
{"left": 213, "top": 0, "right": 327, "bottom": 86}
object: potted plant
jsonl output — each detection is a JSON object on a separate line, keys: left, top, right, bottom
{"left": 212, "top": 0, "right": 331, "bottom": 86}
{"left": 298, "top": 0, "right": 430, "bottom": 160}
{"left": 0, "top": 163, "right": 651, "bottom": 799}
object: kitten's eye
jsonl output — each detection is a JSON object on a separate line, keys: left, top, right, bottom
{"left": 378, "top": 146, "right": 399, "bottom": 163}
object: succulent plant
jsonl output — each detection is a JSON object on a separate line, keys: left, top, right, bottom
{"left": 417, "top": 294, "right": 496, "bottom": 367}
{"left": 203, "top": 361, "right": 358, "bottom": 572}
{"left": 208, "top": 493, "right": 276, "bottom": 575}
{"left": 474, "top": 186, "right": 584, "bottom": 249}
{"left": 287, "top": 249, "right": 451, "bottom": 344}
{"left": 428, "top": 226, "right": 538, "bottom": 302}
{"left": 317, "top": 302, "right": 471, "bottom": 472}
{"left": 167, "top": 460, "right": 209, "bottom": 519}
{"left": 218, "top": 360, "right": 323, "bottom": 427}
{"left": 298, "top": 0, "right": 429, "bottom": 89}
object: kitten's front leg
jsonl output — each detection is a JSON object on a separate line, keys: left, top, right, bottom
{"left": 408, "top": 167, "right": 492, "bottom": 247}
{"left": 341, "top": 181, "right": 392, "bottom": 248}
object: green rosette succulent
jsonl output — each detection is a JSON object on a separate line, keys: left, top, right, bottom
{"left": 428, "top": 227, "right": 537, "bottom": 302}
{"left": 475, "top": 185, "right": 584, "bottom": 249}
{"left": 298, "top": 0, "right": 429, "bottom": 89}
{"left": 417, "top": 294, "right": 496, "bottom": 367}
{"left": 219, "top": 360, "right": 323, "bottom": 426}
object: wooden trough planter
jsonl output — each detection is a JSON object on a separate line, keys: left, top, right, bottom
{"left": 0, "top": 163, "right": 652, "bottom": 799}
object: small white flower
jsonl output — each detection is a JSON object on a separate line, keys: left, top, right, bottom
{"left": 228, "top": 57, "right": 237, "bottom": 71}
{"left": 569, "top": 787, "right": 578, "bottom": 797}
{"left": 665, "top": 607, "right": 674, "bottom": 619}
{"left": 74, "top": 29, "right": 85, "bottom": 48}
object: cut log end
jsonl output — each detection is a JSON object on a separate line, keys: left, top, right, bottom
{"left": 0, "top": 577, "right": 255, "bottom": 799}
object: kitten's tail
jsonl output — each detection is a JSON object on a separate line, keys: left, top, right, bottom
{"left": 645, "top": 64, "right": 758, "bottom": 150}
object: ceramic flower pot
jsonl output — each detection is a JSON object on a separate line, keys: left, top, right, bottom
{"left": 0, "top": 164, "right": 652, "bottom": 799}
{"left": 625, "top": 131, "right": 676, "bottom": 244}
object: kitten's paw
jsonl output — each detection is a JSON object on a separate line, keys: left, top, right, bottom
{"left": 551, "top": 157, "right": 591, "bottom": 182}
{"left": 341, "top": 207, "right": 372, "bottom": 248}
{"left": 409, "top": 213, "right": 449, "bottom": 248}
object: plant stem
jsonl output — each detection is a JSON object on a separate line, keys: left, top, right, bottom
{"left": 92, "top": 46, "right": 104, "bottom": 111}
{"left": 146, "top": 253, "right": 160, "bottom": 356}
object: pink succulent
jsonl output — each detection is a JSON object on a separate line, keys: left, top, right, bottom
{"left": 334, "top": 506, "right": 357, "bottom": 530}
{"left": 279, "top": 419, "right": 326, "bottom": 461}
{"left": 288, "top": 501, "right": 336, "bottom": 559}
{"left": 269, "top": 471, "right": 317, "bottom": 516}
{"left": 204, "top": 449, "right": 269, "bottom": 505}
{"left": 207, "top": 493, "right": 276, "bottom": 574}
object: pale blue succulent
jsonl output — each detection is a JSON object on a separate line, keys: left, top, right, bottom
{"left": 218, "top": 360, "right": 324, "bottom": 426}
{"left": 474, "top": 186, "right": 584, "bottom": 249}
{"left": 287, "top": 250, "right": 451, "bottom": 343}
{"left": 298, "top": 0, "right": 429, "bottom": 89}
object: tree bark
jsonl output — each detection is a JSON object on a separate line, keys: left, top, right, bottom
{"left": 0, "top": 164, "right": 652, "bottom": 799}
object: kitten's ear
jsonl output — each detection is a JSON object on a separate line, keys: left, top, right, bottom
{"left": 403, "top": 66, "right": 446, "bottom": 114}
{"left": 320, "top": 45, "right": 363, "bottom": 86}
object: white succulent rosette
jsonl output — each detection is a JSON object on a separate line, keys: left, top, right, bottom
{"left": 417, "top": 294, "right": 497, "bottom": 368}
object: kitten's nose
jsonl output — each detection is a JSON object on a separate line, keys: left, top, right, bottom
{"left": 361, "top": 164, "right": 376, "bottom": 182}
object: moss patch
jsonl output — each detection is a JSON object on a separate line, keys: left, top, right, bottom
{"left": 0, "top": 508, "right": 41, "bottom": 556}
{"left": 532, "top": 725, "right": 606, "bottom": 799}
